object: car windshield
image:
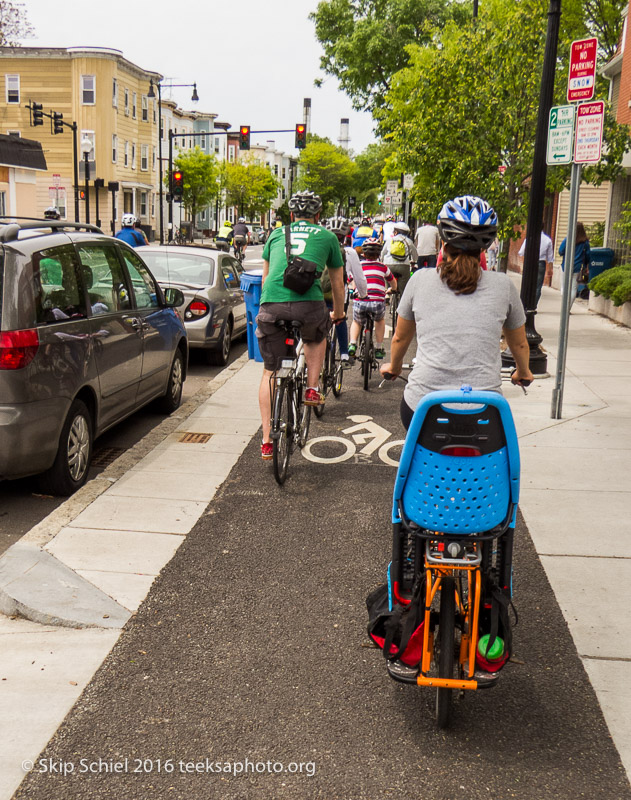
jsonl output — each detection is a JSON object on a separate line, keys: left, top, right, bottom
{"left": 140, "top": 251, "right": 215, "bottom": 286}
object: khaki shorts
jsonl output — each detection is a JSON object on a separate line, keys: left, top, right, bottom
{"left": 256, "top": 301, "right": 330, "bottom": 371}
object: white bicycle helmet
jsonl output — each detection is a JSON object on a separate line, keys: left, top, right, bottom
{"left": 437, "top": 195, "right": 498, "bottom": 251}
{"left": 122, "top": 213, "right": 136, "bottom": 227}
{"left": 288, "top": 190, "right": 323, "bottom": 217}
{"left": 393, "top": 221, "right": 410, "bottom": 234}
{"left": 44, "top": 206, "right": 61, "bottom": 220}
{"left": 238, "top": 217, "right": 246, "bottom": 223}
{"left": 362, "top": 237, "right": 382, "bottom": 258}
{"left": 325, "top": 216, "right": 351, "bottom": 237}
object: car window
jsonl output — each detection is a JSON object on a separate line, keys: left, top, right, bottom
{"left": 33, "top": 244, "right": 88, "bottom": 324}
{"left": 121, "top": 249, "right": 159, "bottom": 309}
{"left": 140, "top": 251, "right": 215, "bottom": 286}
{"left": 76, "top": 244, "right": 132, "bottom": 314}
{"left": 221, "top": 257, "right": 241, "bottom": 289}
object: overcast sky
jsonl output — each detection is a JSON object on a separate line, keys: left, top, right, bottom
{"left": 22, "top": 0, "right": 376, "bottom": 156}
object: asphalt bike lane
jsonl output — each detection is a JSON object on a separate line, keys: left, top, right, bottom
{"left": 14, "top": 356, "right": 630, "bottom": 799}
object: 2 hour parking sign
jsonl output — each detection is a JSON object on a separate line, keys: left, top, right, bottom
{"left": 547, "top": 105, "right": 575, "bottom": 165}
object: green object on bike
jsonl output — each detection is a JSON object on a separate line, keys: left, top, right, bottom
{"left": 477, "top": 634, "right": 505, "bottom": 660}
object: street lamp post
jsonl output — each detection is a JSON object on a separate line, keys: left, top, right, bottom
{"left": 149, "top": 79, "right": 199, "bottom": 245}
{"left": 81, "top": 137, "right": 92, "bottom": 224}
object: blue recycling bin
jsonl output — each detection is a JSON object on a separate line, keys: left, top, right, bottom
{"left": 240, "top": 270, "right": 264, "bottom": 362}
{"left": 580, "top": 247, "right": 615, "bottom": 297}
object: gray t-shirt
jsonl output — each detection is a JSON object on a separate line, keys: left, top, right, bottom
{"left": 398, "top": 269, "right": 526, "bottom": 409}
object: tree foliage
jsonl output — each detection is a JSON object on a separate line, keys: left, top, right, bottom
{"left": 353, "top": 141, "right": 393, "bottom": 212}
{"left": 222, "top": 161, "right": 279, "bottom": 220}
{"left": 296, "top": 138, "right": 358, "bottom": 213}
{"left": 310, "top": 0, "right": 468, "bottom": 112}
{"left": 377, "top": 0, "right": 631, "bottom": 241}
{"left": 0, "top": 1, "right": 33, "bottom": 46}
{"left": 172, "top": 148, "right": 220, "bottom": 224}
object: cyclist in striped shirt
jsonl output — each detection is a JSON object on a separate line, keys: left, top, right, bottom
{"left": 348, "top": 238, "right": 396, "bottom": 360}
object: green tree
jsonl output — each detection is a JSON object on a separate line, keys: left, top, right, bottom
{"left": 310, "top": 0, "right": 468, "bottom": 112}
{"left": 377, "top": 0, "right": 630, "bottom": 250}
{"left": 0, "top": 1, "right": 33, "bottom": 46}
{"left": 353, "top": 141, "right": 393, "bottom": 212}
{"left": 172, "top": 147, "right": 220, "bottom": 228}
{"left": 223, "top": 161, "right": 279, "bottom": 220}
{"left": 296, "top": 139, "right": 358, "bottom": 213}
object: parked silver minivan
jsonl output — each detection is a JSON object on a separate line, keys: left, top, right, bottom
{"left": 0, "top": 220, "right": 187, "bottom": 495}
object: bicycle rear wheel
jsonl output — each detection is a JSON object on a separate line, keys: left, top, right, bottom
{"left": 436, "top": 576, "right": 456, "bottom": 729}
{"left": 314, "top": 349, "right": 328, "bottom": 418}
{"left": 272, "top": 381, "right": 293, "bottom": 485}
{"left": 297, "top": 382, "right": 311, "bottom": 448}
{"left": 331, "top": 336, "right": 343, "bottom": 397}
{"left": 363, "top": 326, "right": 372, "bottom": 391}
{"left": 391, "top": 292, "right": 399, "bottom": 331}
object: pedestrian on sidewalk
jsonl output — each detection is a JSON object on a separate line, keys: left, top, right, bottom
{"left": 558, "top": 222, "right": 590, "bottom": 310}
{"left": 517, "top": 224, "right": 554, "bottom": 308}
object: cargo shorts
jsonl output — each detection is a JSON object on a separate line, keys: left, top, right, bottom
{"left": 256, "top": 301, "right": 331, "bottom": 371}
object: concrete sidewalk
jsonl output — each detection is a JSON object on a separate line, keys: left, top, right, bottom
{"left": 0, "top": 277, "right": 630, "bottom": 798}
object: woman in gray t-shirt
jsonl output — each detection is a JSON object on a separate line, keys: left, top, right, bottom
{"left": 380, "top": 195, "right": 533, "bottom": 429}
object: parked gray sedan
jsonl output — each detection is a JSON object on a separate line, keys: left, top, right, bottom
{"left": 139, "top": 245, "right": 247, "bottom": 365}
{"left": 0, "top": 220, "right": 187, "bottom": 495}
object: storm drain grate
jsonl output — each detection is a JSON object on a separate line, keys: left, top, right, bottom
{"left": 178, "top": 432, "right": 212, "bottom": 444}
{"left": 91, "top": 446, "right": 126, "bottom": 468}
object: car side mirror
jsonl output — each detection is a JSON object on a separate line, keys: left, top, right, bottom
{"left": 163, "top": 287, "right": 184, "bottom": 307}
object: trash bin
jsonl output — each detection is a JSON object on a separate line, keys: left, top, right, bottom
{"left": 581, "top": 247, "right": 615, "bottom": 297}
{"left": 240, "top": 270, "right": 264, "bottom": 362}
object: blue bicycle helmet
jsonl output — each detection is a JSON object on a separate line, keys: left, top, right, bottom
{"left": 437, "top": 195, "right": 498, "bottom": 251}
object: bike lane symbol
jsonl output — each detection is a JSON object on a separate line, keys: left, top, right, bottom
{"left": 301, "top": 415, "right": 405, "bottom": 467}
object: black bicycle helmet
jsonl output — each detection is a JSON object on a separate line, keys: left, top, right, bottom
{"left": 325, "top": 216, "right": 350, "bottom": 238}
{"left": 362, "top": 237, "right": 382, "bottom": 258}
{"left": 288, "top": 190, "right": 323, "bottom": 217}
{"left": 437, "top": 195, "right": 498, "bottom": 252}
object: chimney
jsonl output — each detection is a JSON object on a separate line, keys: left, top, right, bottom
{"left": 303, "top": 98, "right": 312, "bottom": 133}
{"left": 338, "top": 118, "right": 350, "bottom": 150}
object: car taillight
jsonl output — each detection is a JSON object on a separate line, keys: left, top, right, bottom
{"left": 0, "top": 329, "right": 40, "bottom": 370}
{"left": 185, "top": 300, "right": 210, "bottom": 320}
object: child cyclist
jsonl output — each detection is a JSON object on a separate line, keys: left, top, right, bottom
{"left": 348, "top": 238, "right": 396, "bottom": 360}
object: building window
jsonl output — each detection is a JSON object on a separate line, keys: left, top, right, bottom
{"left": 81, "top": 130, "right": 95, "bottom": 161}
{"left": 282, "top": 167, "right": 286, "bottom": 179}
{"left": 132, "top": 92, "right": 137, "bottom": 119}
{"left": 112, "top": 78, "right": 118, "bottom": 108}
{"left": 215, "top": 137, "right": 220, "bottom": 153}
{"left": 7, "top": 130, "right": 20, "bottom": 137}
{"left": 141, "top": 144, "right": 148, "bottom": 171}
{"left": 160, "top": 116, "right": 165, "bottom": 140}
{"left": 0, "top": 192, "right": 6, "bottom": 215}
{"left": 131, "top": 143, "right": 136, "bottom": 169}
{"left": 81, "top": 75, "right": 95, "bottom": 105}
{"left": 140, "top": 191, "right": 147, "bottom": 218}
{"left": 228, "top": 144, "right": 235, "bottom": 163}
{"left": 152, "top": 146, "right": 156, "bottom": 171}
{"left": 282, "top": 188, "right": 286, "bottom": 200}
{"left": 141, "top": 95, "right": 148, "bottom": 122}
{"left": 124, "top": 88, "right": 129, "bottom": 115}
{"left": 49, "top": 189, "right": 66, "bottom": 219}
{"left": 200, "top": 129, "right": 207, "bottom": 150}
{"left": 124, "top": 141, "right": 129, "bottom": 167}
{"left": 274, "top": 164, "right": 278, "bottom": 175}
{"left": 151, "top": 192, "right": 155, "bottom": 218}
{"left": 152, "top": 101, "right": 156, "bottom": 124}
{"left": 5, "top": 74, "right": 19, "bottom": 104}
{"left": 112, "top": 134, "right": 117, "bottom": 163}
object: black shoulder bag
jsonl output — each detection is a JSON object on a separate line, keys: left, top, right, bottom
{"left": 283, "top": 224, "right": 319, "bottom": 295}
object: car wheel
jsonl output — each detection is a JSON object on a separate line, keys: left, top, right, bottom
{"left": 156, "top": 349, "right": 184, "bottom": 413}
{"left": 39, "top": 399, "right": 93, "bottom": 496}
{"left": 209, "top": 319, "right": 232, "bottom": 366}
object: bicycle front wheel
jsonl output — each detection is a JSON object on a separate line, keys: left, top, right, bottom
{"left": 272, "top": 380, "right": 293, "bottom": 485}
{"left": 436, "top": 576, "right": 456, "bottom": 729}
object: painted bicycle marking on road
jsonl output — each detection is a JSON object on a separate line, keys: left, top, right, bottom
{"left": 302, "top": 415, "right": 405, "bottom": 467}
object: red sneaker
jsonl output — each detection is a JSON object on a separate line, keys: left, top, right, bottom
{"left": 304, "top": 387, "right": 325, "bottom": 406}
{"left": 261, "top": 442, "right": 273, "bottom": 460}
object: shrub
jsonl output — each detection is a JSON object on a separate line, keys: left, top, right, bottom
{"left": 585, "top": 221, "right": 605, "bottom": 247}
{"left": 589, "top": 263, "right": 631, "bottom": 306}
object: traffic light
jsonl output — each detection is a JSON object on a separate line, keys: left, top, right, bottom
{"left": 52, "top": 111, "right": 64, "bottom": 135}
{"left": 31, "top": 102, "right": 43, "bottom": 127}
{"left": 239, "top": 126, "right": 250, "bottom": 150}
{"left": 378, "top": 199, "right": 382, "bottom": 207}
{"left": 172, "top": 170, "right": 184, "bottom": 200}
{"left": 295, "top": 124, "right": 307, "bottom": 149}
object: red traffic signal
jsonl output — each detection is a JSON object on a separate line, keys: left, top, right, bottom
{"left": 295, "top": 124, "right": 307, "bottom": 149}
{"left": 239, "top": 125, "right": 250, "bottom": 150}
{"left": 172, "top": 170, "right": 184, "bottom": 199}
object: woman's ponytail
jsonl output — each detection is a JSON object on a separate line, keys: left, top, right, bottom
{"left": 438, "top": 245, "right": 481, "bottom": 295}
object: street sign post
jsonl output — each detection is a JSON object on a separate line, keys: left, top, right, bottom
{"left": 567, "top": 37, "right": 597, "bottom": 103}
{"left": 574, "top": 100, "right": 605, "bottom": 163}
{"left": 547, "top": 105, "right": 575, "bottom": 165}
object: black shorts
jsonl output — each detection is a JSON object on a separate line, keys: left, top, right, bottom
{"left": 256, "top": 301, "right": 331, "bottom": 371}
